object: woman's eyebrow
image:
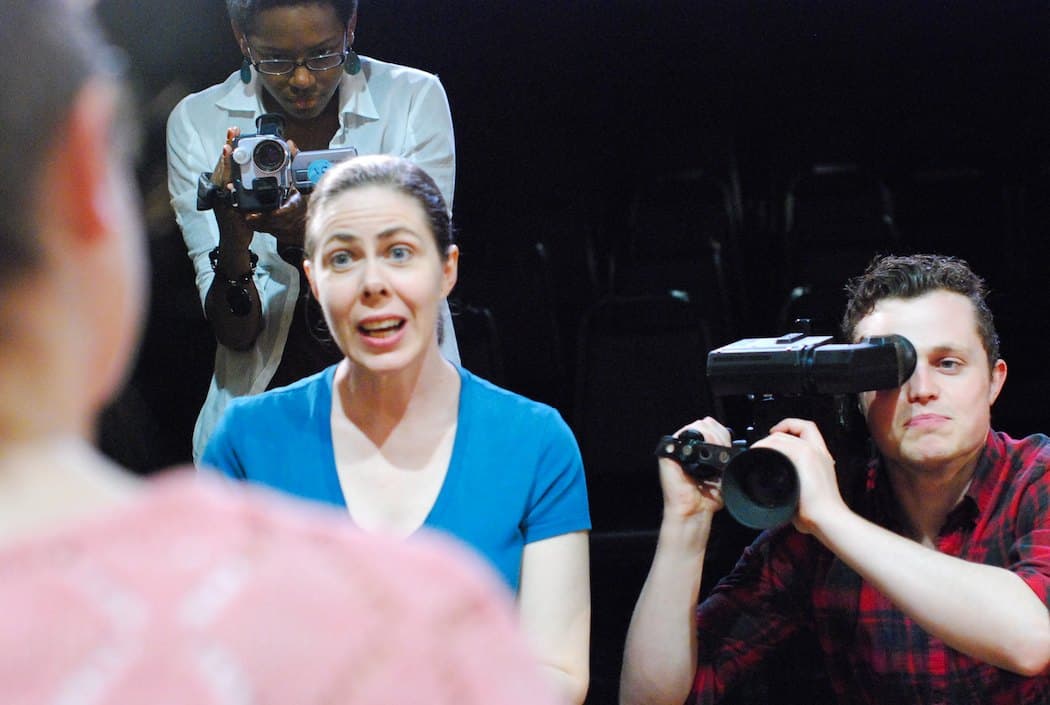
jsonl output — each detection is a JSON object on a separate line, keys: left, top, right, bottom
{"left": 321, "top": 226, "right": 418, "bottom": 245}
{"left": 254, "top": 35, "right": 343, "bottom": 56}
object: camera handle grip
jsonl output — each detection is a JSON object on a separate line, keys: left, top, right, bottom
{"left": 654, "top": 431, "right": 737, "bottom": 481}
{"left": 196, "top": 171, "right": 233, "bottom": 211}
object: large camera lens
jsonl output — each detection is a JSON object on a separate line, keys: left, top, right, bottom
{"left": 253, "top": 139, "right": 287, "bottom": 172}
{"left": 721, "top": 447, "right": 799, "bottom": 529}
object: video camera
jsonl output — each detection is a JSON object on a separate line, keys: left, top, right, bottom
{"left": 197, "top": 113, "right": 357, "bottom": 213}
{"left": 656, "top": 332, "right": 916, "bottom": 529}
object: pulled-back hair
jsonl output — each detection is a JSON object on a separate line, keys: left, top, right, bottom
{"left": 305, "top": 155, "right": 454, "bottom": 259}
{"left": 0, "top": 0, "right": 119, "bottom": 286}
{"left": 226, "top": 0, "right": 358, "bottom": 33}
{"left": 842, "top": 253, "right": 1000, "bottom": 369}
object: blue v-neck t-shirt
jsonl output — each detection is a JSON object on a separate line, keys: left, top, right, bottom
{"left": 201, "top": 365, "right": 591, "bottom": 590}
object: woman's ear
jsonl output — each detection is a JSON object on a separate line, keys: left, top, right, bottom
{"left": 441, "top": 245, "right": 459, "bottom": 297}
{"left": 230, "top": 20, "right": 249, "bottom": 57}
{"left": 303, "top": 256, "right": 321, "bottom": 301}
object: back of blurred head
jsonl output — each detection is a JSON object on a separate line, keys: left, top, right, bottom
{"left": 0, "top": 0, "right": 146, "bottom": 442}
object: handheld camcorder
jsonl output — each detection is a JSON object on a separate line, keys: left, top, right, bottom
{"left": 656, "top": 332, "right": 916, "bottom": 529}
{"left": 197, "top": 113, "right": 357, "bottom": 213}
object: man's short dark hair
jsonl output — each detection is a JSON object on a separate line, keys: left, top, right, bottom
{"left": 841, "top": 253, "right": 1000, "bottom": 369}
{"left": 226, "top": 0, "right": 358, "bottom": 34}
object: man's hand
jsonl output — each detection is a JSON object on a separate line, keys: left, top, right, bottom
{"left": 244, "top": 186, "right": 307, "bottom": 250}
{"left": 750, "top": 418, "right": 848, "bottom": 535}
{"left": 658, "top": 417, "right": 732, "bottom": 521}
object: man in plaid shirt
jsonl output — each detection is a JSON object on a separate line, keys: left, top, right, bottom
{"left": 621, "top": 254, "right": 1050, "bottom": 705}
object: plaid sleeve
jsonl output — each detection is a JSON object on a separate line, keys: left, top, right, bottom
{"left": 1011, "top": 459, "right": 1050, "bottom": 606}
{"left": 693, "top": 528, "right": 821, "bottom": 703}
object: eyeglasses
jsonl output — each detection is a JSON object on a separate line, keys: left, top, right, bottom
{"left": 246, "top": 33, "right": 348, "bottom": 76}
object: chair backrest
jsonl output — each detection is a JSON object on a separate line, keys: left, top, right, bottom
{"left": 623, "top": 169, "right": 739, "bottom": 264}
{"left": 785, "top": 162, "right": 896, "bottom": 244}
{"left": 573, "top": 294, "right": 718, "bottom": 530}
{"left": 781, "top": 162, "right": 899, "bottom": 290}
{"left": 609, "top": 169, "right": 741, "bottom": 344}
{"left": 469, "top": 239, "right": 569, "bottom": 408}
{"left": 451, "top": 300, "right": 505, "bottom": 386}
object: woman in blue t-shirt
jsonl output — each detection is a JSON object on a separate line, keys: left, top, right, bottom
{"left": 202, "top": 154, "right": 591, "bottom": 705}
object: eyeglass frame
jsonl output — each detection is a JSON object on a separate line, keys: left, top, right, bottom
{"left": 245, "top": 32, "right": 348, "bottom": 76}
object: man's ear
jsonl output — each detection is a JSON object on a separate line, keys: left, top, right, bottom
{"left": 47, "top": 79, "right": 120, "bottom": 247}
{"left": 988, "top": 358, "right": 1007, "bottom": 406}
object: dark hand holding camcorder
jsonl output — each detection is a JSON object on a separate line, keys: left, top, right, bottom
{"left": 196, "top": 113, "right": 357, "bottom": 213}
{"left": 656, "top": 332, "right": 916, "bottom": 529}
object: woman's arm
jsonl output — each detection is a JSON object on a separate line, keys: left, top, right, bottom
{"left": 519, "top": 531, "right": 591, "bottom": 705}
{"left": 167, "top": 109, "right": 265, "bottom": 349}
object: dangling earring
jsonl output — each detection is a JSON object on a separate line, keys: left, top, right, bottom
{"left": 344, "top": 48, "right": 361, "bottom": 76}
{"left": 240, "top": 57, "right": 252, "bottom": 84}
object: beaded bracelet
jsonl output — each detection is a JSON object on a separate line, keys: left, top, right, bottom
{"left": 209, "top": 246, "right": 258, "bottom": 316}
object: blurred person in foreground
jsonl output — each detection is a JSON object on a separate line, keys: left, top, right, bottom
{"left": 621, "top": 254, "right": 1050, "bottom": 705}
{"left": 0, "top": 3, "right": 560, "bottom": 704}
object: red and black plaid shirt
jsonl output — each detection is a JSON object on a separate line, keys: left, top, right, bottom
{"left": 693, "top": 430, "right": 1050, "bottom": 704}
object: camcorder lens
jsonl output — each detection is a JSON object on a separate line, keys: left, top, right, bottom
{"left": 722, "top": 447, "right": 799, "bottom": 529}
{"left": 740, "top": 457, "right": 797, "bottom": 508}
{"left": 253, "top": 139, "right": 287, "bottom": 172}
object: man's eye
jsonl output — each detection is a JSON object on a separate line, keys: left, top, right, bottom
{"left": 939, "top": 359, "right": 961, "bottom": 371}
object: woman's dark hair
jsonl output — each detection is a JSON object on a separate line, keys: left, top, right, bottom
{"left": 305, "top": 155, "right": 454, "bottom": 259}
{"left": 841, "top": 253, "right": 1000, "bottom": 370}
{"left": 0, "top": 1, "right": 118, "bottom": 286}
{"left": 226, "top": 0, "right": 358, "bottom": 33}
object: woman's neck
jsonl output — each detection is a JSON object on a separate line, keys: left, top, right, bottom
{"left": 261, "top": 90, "right": 340, "bottom": 151}
{"left": 336, "top": 348, "right": 459, "bottom": 445}
{"left": 0, "top": 435, "right": 140, "bottom": 542}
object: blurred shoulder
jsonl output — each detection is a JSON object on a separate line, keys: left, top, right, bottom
{"left": 144, "top": 471, "right": 514, "bottom": 599}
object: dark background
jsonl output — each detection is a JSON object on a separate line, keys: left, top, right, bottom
{"left": 96, "top": 2, "right": 1049, "bottom": 703}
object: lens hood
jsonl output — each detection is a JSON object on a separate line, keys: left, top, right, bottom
{"left": 721, "top": 447, "right": 799, "bottom": 529}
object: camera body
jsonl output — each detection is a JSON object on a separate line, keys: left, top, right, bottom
{"left": 656, "top": 332, "right": 917, "bottom": 529}
{"left": 655, "top": 430, "right": 801, "bottom": 529}
{"left": 227, "top": 113, "right": 357, "bottom": 212}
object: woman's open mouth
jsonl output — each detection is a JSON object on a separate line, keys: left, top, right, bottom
{"left": 358, "top": 318, "right": 406, "bottom": 339}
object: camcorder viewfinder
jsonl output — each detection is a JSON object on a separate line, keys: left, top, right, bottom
{"left": 706, "top": 333, "right": 918, "bottom": 397}
{"left": 656, "top": 333, "right": 916, "bottom": 529}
